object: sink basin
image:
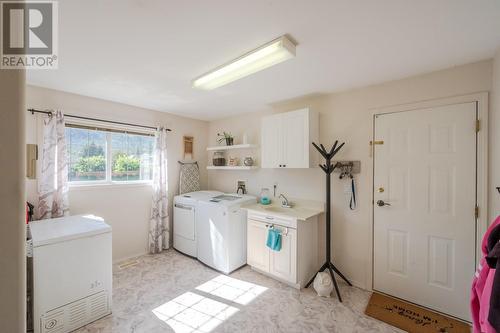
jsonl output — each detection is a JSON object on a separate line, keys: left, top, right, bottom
{"left": 263, "top": 206, "right": 294, "bottom": 214}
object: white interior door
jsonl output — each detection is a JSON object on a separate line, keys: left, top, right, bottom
{"left": 373, "top": 102, "right": 477, "bottom": 321}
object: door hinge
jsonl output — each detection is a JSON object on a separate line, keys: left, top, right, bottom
{"left": 476, "top": 119, "right": 480, "bottom": 133}
{"left": 475, "top": 206, "right": 479, "bottom": 219}
{"left": 370, "top": 140, "right": 384, "bottom": 145}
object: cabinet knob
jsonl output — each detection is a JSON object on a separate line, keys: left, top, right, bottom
{"left": 283, "top": 164, "right": 286, "bottom": 167}
{"left": 279, "top": 164, "right": 282, "bottom": 167}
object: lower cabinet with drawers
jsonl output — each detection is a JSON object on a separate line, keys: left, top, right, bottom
{"left": 246, "top": 210, "right": 319, "bottom": 289}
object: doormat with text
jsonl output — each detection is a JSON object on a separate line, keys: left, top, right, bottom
{"left": 365, "top": 292, "right": 471, "bottom": 333}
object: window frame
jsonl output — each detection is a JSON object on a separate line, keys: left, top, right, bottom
{"left": 65, "top": 121, "right": 155, "bottom": 187}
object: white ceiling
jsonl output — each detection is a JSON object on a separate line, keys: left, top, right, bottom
{"left": 27, "top": 0, "right": 500, "bottom": 121}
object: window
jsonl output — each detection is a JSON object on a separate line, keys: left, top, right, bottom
{"left": 66, "top": 125, "right": 154, "bottom": 184}
{"left": 111, "top": 132, "right": 154, "bottom": 181}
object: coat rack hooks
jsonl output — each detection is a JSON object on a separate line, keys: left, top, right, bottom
{"left": 333, "top": 161, "right": 361, "bottom": 178}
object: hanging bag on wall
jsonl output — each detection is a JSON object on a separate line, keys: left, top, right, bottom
{"left": 349, "top": 177, "right": 356, "bottom": 210}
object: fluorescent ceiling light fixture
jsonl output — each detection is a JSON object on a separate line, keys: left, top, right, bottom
{"left": 193, "top": 35, "right": 296, "bottom": 90}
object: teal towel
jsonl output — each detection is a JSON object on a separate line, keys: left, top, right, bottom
{"left": 266, "top": 228, "right": 282, "bottom": 251}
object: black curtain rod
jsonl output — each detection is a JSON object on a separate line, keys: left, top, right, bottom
{"left": 27, "top": 108, "right": 172, "bottom": 132}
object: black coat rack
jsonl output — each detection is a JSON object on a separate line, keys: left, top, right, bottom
{"left": 305, "top": 141, "right": 352, "bottom": 302}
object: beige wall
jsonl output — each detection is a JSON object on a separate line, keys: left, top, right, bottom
{"left": 208, "top": 60, "right": 493, "bottom": 288}
{"left": 26, "top": 86, "right": 209, "bottom": 262}
{"left": 0, "top": 70, "right": 26, "bottom": 332}
{"left": 491, "top": 49, "right": 500, "bottom": 221}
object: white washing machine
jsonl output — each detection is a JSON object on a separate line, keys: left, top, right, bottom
{"left": 196, "top": 194, "right": 257, "bottom": 274}
{"left": 173, "top": 191, "right": 222, "bottom": 257}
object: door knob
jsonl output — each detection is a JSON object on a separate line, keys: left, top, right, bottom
{"left": 376, "top": 200, "right": 391, "bottom": 207}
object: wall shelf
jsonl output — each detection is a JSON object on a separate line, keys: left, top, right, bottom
{"left": 206, "top": 144, "right": 258, "bottom": 151}
{"left": 207, "top": 166, "right": 259, "bottom": 170}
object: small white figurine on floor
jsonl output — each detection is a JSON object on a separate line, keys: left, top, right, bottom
{"left": 313, "top": 271, "right": 333, "bottom": 297}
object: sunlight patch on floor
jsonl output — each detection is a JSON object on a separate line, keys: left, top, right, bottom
{"left": 196, "top": 275, "right": 268, "bottom": 305}
{"left": 153, "top": 291, "right": 239, "bottom": 333}
{"left": 152, "top": 275, "right": 267, "bottom": 332}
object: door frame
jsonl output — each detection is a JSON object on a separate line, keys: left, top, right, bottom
{"left": 367, "top": 92, "right": 489, "bottom": 291}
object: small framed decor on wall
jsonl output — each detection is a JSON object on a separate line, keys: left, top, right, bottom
{"left": 183, "top": 136, "right": 193, "bottom": 159}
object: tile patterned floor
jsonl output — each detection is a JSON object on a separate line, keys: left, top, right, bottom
{"left": 75, "top": 250, "right": 401, "bottom": 333}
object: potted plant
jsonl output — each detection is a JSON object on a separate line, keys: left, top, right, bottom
{"left": 217, "top": 132, "right": 234, "bottom": 146}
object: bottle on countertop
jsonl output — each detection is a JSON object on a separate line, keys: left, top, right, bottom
{"left": 260, "top": 188, "right": 271, "bottom": 205}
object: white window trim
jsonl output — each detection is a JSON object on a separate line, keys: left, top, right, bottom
{"left": 69, "top": 181, "right": 152, "bottom": 191}
{"left": 66, "top": 123, "right": 155, "bottom": 187}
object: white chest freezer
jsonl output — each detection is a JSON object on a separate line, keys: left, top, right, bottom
{"left": 28, "top": 215, "right": 112, "bottom": 333}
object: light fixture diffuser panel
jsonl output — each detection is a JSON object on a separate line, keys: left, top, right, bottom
{"left": 193, "top": 35, "right": 296, "bottom": 90}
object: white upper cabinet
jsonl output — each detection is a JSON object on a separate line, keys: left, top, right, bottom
{"left": 261, "top": 115, "right": 282, "bottom": 168}
{"left": 261, "top": 108, "right": 319, "bottom": 168}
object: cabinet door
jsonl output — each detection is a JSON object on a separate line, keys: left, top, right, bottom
{"left": 270, "top": 227, "right": 297, "bottom": 283}
{"left": 281, "top": 110, "right": 309, "bottom": 168}
{"left": 261, "top": 114, "right": 282, "bottom": 168}
{"left": 247, "top": 219, "right": 270, "bottom": 272}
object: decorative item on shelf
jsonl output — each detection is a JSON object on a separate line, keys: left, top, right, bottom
{"left": 243, "top": 157, "right": 254, "bottom": 166}
{"left": 260, "top": 188, "right": 271, "bottom": 205}
{"left": 242, "top": 132, "right": 248, "bottom": 145}
{"left": 313, "top": 271, "right": 334, "bottom": 297}
{"left": 217, "top": 131, "right": 234, "bottom": 146}
{"left": 228, "top": 156, "right": 239, "bottom": 166}
{"left": 228, "top": 157, "right": 239, "bottom": 166}
{"left": 212, "top": 151, "right": 226, "bottom": 166}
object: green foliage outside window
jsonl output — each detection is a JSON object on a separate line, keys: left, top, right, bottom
{"left": 72, "top": 152, "right": 141, "bottom": 173}
{"left": 73, "top": 155, "right": 106, "bottom": 173}
{"left": 113, "top": 153, "right": 140, "bottom": 172}
{"left": 82, "top": 143, "right": 104, "bottom": 157}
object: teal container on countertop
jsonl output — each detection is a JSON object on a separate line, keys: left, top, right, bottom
{"left": 260, "top": 188, "right": 271, "bottom": 205}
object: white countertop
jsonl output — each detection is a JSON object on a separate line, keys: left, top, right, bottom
{"left": 242, "top": 198, "right": 324, "bottom": 221}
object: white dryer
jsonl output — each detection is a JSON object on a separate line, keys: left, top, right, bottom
{"left": 196, "top": 194, "right": 257, "bottom": 274}
{"left": 173, "top": 191, "right": 222, "bottom": 257}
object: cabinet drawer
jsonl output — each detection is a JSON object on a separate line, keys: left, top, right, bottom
{"left": 247, "top": 211, "right": 297, "bottom": 228}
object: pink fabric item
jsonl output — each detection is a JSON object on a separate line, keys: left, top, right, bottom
{"left": 471, "top": 215, "right": 500, "bottom": 333}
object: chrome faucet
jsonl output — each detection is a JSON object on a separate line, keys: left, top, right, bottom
{"left": 279, "top": 194, "right": 292, "bottom": 208}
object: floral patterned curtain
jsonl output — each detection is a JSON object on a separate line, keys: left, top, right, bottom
{"left": 38, "top": 110, "right": 69, "bottom": 219}
{"left": 149, "top": 127, "right": 169, "bottom": 253}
